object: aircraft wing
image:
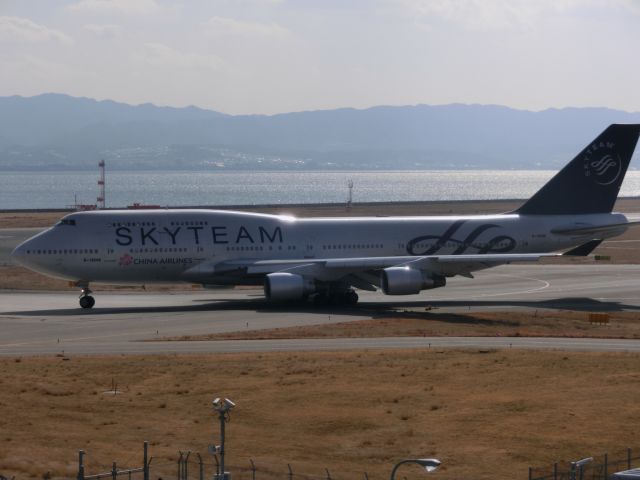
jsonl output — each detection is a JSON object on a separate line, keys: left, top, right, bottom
{"left": 210, "top": 252, "right": 556, "bottom": 284}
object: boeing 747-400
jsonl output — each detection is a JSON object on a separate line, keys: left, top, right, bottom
{"left": 11, "top": 124, "right": 640, "bottom": 308}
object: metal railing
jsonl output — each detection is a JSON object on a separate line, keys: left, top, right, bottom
{"left": 77, "top": 442, "right": 150, "bottom": 480}
{"left": 178, "top": 457, "right": 365, "bottom": 480}
{"left": 75, "top": 443, "right": 371, "bottom": 480}
{"left": 73, "top": 441, "right": 640, "bottom": 480}
{"left": 529, "top": 448, "right": 640, "bottom": 480}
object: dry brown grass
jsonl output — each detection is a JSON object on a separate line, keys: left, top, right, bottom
{"left": 0, "top": 350, "right": 639, "bottom": 480}
{"left": 0, "top": 212, "right": 68, "bottom": 228}
{"left": 0, "top": 265, "right": 75, "bottom": 291}
{"left": 163, "top": 310, "right": 640, "bottom": 342}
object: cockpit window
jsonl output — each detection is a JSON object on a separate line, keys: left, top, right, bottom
{"left": 56, "top": 219, "right": 77, "bottom": 226}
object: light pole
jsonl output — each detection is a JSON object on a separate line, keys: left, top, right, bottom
{"left": 571, "top": 457, "right": 593, "bottom": 480}
{"left": 212, "top": 397, "right": 236, "bottom": 480}
{"left": 390, "top": 458, "right": 441, "bottom": 480}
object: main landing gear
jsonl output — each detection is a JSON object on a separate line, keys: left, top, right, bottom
{"left": 312, "top": 289, "right": 359, "bottom": 306}
{"left": 78, "top": 284, "right": 95, "bottom": 309}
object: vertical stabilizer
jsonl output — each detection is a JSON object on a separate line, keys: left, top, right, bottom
{"left": 517, "top": 124, "right": 640, "bottom": 215}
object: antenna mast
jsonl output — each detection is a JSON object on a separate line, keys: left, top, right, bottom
{"left": 347, "top": 179, "right": 354, "bottom": 211}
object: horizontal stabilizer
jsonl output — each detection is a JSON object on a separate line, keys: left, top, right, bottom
{"left": 551, "top": 222, "right": 631, "bottom": 236}
{"left": 563, "top": 240, "right": 603, "bottom": 256}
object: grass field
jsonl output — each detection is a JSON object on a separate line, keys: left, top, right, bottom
{"left": 160, "top": 310, "right": 640, "bottom": 341}
{"left": 1, "top": 350, "right": 639, "bottom": 480}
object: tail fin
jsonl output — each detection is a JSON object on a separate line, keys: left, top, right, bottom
{"left": 517, "top": 124, "right": 640, "bottom": 215}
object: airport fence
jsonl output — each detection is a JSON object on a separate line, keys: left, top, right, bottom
{"left": 74, "top": 442, "right": 370, "bottom": 480}
{"left": 179, "top": 457, "right": 365, "bottom": 480}
{"left": 68, "top": 442, "right": 640, "bottom": 480}
{"left": 528, "top": 448, "right": 640, "bottom": 480}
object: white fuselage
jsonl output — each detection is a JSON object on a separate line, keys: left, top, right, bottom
{"left": 11, "top": 209, "right": 628, "bottom": 285}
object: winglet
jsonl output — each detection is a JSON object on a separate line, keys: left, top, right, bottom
{"left": 563, "top": 239, "right": 603, "bottom": 256}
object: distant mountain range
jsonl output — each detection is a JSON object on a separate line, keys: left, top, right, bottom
{"left": 1, "top": 93, "right": 640, "bottom": 171}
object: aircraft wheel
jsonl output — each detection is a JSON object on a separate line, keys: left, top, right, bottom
{"left": 345, "top": 290, "right": 359, "bottom": 305}
{"left": 79, "top": 295, "right": 95, "bottom": 309}
{"left": 313, "top": 293, "right": 329, "bottom": 306}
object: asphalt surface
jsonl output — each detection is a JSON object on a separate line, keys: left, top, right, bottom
{"left": 2, "top": 264, "right": 640, "bottom": 356}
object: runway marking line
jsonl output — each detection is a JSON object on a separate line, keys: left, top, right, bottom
{"left": 430, "top": 272, "right": 550, "bottom": 301}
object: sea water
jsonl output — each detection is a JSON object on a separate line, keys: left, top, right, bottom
{"left": 2, "top": 170, "right": 640, "bottom": 210}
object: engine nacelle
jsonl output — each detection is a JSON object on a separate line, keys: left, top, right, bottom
{"left": 264, "top": 272, "right": 316, "bottom": 301}
{"left": 381, "top": 267, "right": 446, "bottom": 295}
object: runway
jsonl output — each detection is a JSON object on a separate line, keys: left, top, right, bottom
{"left": 2, "top": 264, "right": 640, "bottom": 356}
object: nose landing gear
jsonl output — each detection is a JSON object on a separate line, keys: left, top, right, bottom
{"left": 78, "top": 284, "right": 95, "bottom": 309}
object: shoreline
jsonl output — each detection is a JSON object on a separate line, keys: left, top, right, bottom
{"left": 3, "top": 197, "right": 640, "bottom": 229}
{"left": 3, "top": 195, "right": 640, "bottom": 214}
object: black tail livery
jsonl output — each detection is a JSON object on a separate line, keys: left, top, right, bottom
{"left": 517, "top": 124, "right": 640, "bottom": 215}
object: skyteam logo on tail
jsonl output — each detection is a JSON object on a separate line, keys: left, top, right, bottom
{"left": 583, "top": 142, "right": 621, "bottom": 186}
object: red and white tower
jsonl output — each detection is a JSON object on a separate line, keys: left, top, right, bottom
{"left": 97, "top": 159, "right": 106, "bottom": 209}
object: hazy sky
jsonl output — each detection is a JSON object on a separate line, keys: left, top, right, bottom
{"left": 1, "top": 0, "right": 639, "bottom": 115}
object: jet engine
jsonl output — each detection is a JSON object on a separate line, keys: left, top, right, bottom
{"left": 264, "top": 272, "right": 316, "bottom": 301}
{"left": 381, "top": 267, "right": 446, "bottom": 295}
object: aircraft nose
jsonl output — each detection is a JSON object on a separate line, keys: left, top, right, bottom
{"left": 11, "top": 241, "right": 28, "bottom": 266}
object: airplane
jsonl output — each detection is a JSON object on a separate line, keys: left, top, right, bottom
{"left": 11, "top": 124, "right": 640, "bottom": 309}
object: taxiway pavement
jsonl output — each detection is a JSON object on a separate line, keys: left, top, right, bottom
{"left": 1, "top": 264, "right": 640, "bottom": 356}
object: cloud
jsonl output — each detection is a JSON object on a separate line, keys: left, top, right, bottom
{"left": 0, "top": 16, "right": 73, "bottom": 45}
{"left": 0, "top": 52, "right": 95, "bottom": 96}
{"left": 389, "top": 0, "right": 592, "bottom": 30}
{"left": 140, "top": 43, "right": 224, "bottom": 71}
{"left": 617, "top": 0, "right": 640, "bottom": 15}
{"left": 228, "top": 0, "right": 285, "bottom": 4}
{"left": 204, "top": 16, "right": 290, "bottom": 38}
{"left": 82, "top": 23, "right": 122, "bottom": 39}
{"left": 68, "top": 0, "right": 161, "bottom": 16}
